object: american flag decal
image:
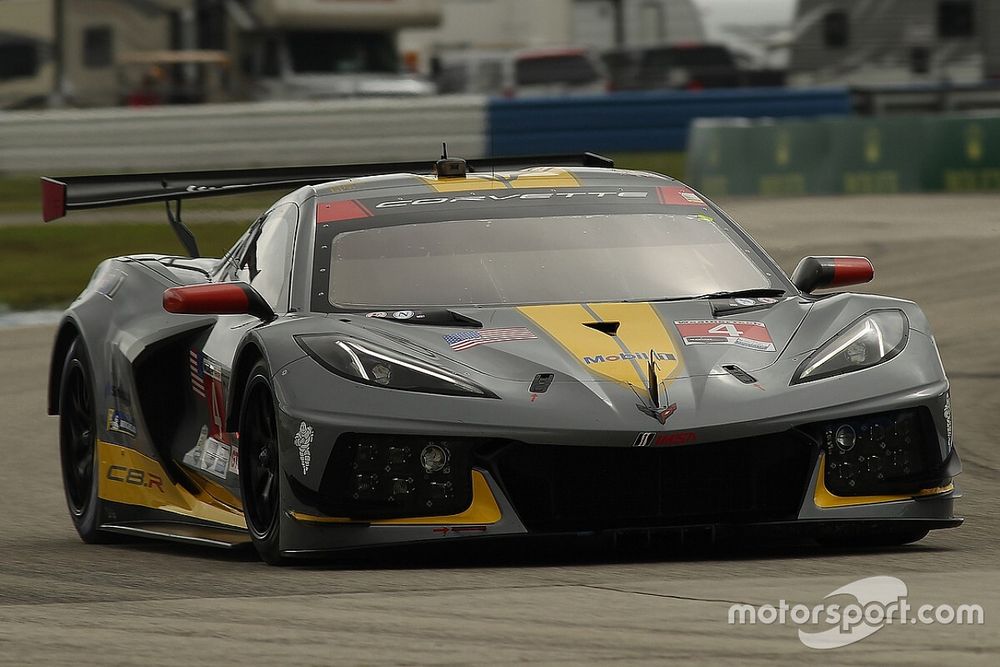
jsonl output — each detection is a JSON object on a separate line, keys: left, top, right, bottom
{"left": 443, "top": 327, "right": 537, "bottom": 351}
{"left": 190, "top": 349, "right": 205, "bottom": 397}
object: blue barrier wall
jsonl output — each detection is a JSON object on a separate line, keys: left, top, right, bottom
{"left": 486, "top": 88, "right": 853, "bottom": 156}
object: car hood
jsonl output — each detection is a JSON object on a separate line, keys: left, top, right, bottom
{"left": 341, "top": 297, "right": 811, "bottom": 385}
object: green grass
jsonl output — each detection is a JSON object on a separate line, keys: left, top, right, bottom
{"left": 0, "top": 151, "right": 686, "bottom": 310}
{"left": 0, "top": 222, "right": 247, "bottom": 310}
{"left": 0, "top": 175, "right": 39, "bottom": 214}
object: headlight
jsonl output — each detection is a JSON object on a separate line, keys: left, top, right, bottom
{"left": 792, "top": 310, "right": 908, "bottom": 384}
{"left": 294, "top": 335, "right": 495, "bottom": 398}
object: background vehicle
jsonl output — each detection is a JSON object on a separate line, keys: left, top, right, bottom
{"left": 603, "top": 43, "right": 785, "bottom": 91}
{"left": 247, "top": 29, "right": 436, "bottom": 99}
{"left": 42, "top": 153, "right": 961, "bottom": 564}
{"left": 435, "top": 47, "right": 608, "bottom": 97}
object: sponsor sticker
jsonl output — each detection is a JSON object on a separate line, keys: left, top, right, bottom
{"left": 189, "top": 349, "right": 205, "bottom": 398}
{"left": 375, "top": 191, "right": 649, "bottom": 209}
{"left": 106, "top": 464, "right": 163, "bottom": 492}
{"left": 657, "top": 186, "right": 706, "bottom": 206}
{"left": 443, "top": 327, "right": 537, "bottom": 351}
{"left": 583, "top": 350, "right": 675, "bottom": 365}
{"left": 228, "top": 446, "right": 240, "bottom": 477}
{"left": 634, "top": 431, "right": 698, "bottom": 447}
{"left": 295, "top": 422, "right": 314, "bottom": 475}
{"left": 107, "top": 409, "right": 137, "bottom": 438}
{"left": 675, "top": 320, "right": 776, "bottom": 352}
{"left": 199, "top": 437, "right": 230, "bottom": 479}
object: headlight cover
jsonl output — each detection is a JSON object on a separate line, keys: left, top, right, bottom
{"left": 295, "top": 335, "right": 496, "bottom": 398}
{"left": 792, "top": 310, "right": 909, "bottom": 384}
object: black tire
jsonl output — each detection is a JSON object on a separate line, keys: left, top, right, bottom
{"left": 239, "top": 359, "right": 286, "bottom": 565}
{"left": 58, "top": 338, "right": 115, "bottom": 544}
{"left": 817, "top": 526, "right": 930, "bottom": 548}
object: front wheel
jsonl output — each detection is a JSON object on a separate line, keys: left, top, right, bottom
{"left": 58, "top": 338, "right": 115, "bottom": 544}
{"left": 239, "top": 360, "right": 286, "bottom": 565}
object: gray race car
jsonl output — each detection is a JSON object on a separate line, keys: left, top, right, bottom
{"left": 42, "top": 153, "right": 961, "bottom": 564}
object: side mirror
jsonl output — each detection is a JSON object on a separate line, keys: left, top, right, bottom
{"left": 791, "top": 256, "right": 874, "bottom": 294}
{"left": 163, "top": 282, "right": 275, "bottom": 321}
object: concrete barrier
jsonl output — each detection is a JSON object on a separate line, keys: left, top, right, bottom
{"left": 0, "top": 96, "right": 488, "bottom": 173}
{"left": 0, "top": 89, "right": 856, "bottom": 174}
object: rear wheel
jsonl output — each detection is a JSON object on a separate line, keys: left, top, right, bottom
{"left": 58, "top": 338, "right": 114, "bottom": 543}
{"left": 239, "top": 360, "right": 286, "bottom": 564}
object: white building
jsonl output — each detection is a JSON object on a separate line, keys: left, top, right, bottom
{"left": 400, "top": 0, "right": 706, "bottom": 69}
{"left": 788, "top": 0, "right": 1000, "bottom": 86}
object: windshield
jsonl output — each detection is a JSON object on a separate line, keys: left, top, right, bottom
{"left": 328, "top": 214, "right": 772, "bottom": 309}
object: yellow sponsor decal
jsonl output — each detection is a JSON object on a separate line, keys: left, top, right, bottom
{"left": 290, "top": 470, "right": 501, "bottom": 525}
{"left": 506, "top": 168, "right": 581, "bottom": 189}
{"left": 98, "top": 441, "right": 245, "bottom": 529}
{"left": 813, "top": 453, "right": 954, "bottom": 509}
{"left": 518, "top": 302, "right": 682, "bottom": 387}
{"left": 420, "top": 174, "right": 508, "bottom": 192}
{"left": 420, "top": 168, "right": 581, "bottom": 193}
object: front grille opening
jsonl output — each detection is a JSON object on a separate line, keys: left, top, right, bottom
{"left": 486, "top": 434, "right": 815, "bottom": 532}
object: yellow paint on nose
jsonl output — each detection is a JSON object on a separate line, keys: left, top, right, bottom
{"left": 518, "top": 302, "right": 682, "bottom": 387}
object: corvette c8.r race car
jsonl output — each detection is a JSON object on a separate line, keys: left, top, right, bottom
{"left": 42, "top": 153, "right": 961, "bottom": 564}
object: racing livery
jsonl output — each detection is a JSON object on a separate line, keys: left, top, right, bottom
{"left": 42, "top": 153, "right": 961, "bottom": 563}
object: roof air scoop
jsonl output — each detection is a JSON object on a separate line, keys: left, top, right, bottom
{"left": 435, "top": 142, "right": 467, "bottom": 179}
{"left": 583, "top": 321, "right": 620, "bottom": 336}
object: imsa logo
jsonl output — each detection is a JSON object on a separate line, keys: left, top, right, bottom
{"left": 634, "top": 432, "right": 697, "bottom": 447}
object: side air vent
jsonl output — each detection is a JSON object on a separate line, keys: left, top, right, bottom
{"left": 583, "top": 321, "right": 620, "bottom": 336}
{"left": 722, "top": 364, "right": 757, "bottom": 384}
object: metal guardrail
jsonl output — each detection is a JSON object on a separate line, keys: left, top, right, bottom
{"left": 0, "top": 96, "right": 489, "bottom": 173}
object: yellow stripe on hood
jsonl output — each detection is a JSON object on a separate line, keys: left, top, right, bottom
{"left": 518, "top": 302, "right": 683, "bottom": 387}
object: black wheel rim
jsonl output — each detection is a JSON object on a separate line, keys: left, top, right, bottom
{"left": 244, "top": 381, "right": 279, "bottom": 538}
{"left": 61, "top": 360, "right": 95, "bottom": 516}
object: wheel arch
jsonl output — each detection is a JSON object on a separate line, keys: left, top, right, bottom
{"left": 226, "top": 338, "right": 266, "bottom": 432}
{"left": 49, "top": 317, "right": 84, "bottom": 416}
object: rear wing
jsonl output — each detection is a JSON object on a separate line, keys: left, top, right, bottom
{"left": 40, "top": 153, "right": 615, "bottom": 223}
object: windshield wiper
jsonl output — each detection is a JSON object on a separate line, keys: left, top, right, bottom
{"left": 692, "top": 288, "right": 787, "bottom": 300}
{"left": 629, "top": 288, "right": 786, "bottom": 304}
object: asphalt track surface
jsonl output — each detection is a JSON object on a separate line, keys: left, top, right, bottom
{"left": 1, "top": 194, "right": 998, "bottom": 665}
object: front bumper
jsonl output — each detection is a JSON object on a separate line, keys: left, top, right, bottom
{"left": 275, "top": 414, "right": 962, "bottom": 557}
